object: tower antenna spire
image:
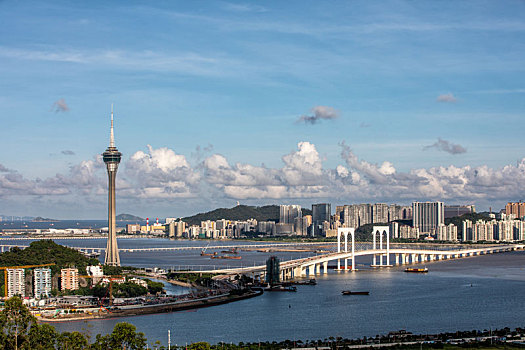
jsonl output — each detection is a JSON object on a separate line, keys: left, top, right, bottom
{"left": 110, "top": 103, "right": 115, "bottom": 148}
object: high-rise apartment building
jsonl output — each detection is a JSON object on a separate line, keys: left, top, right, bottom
{"left": 279, "top": 205, "right": 302, "bottom": 224}
{"left": 294, "top": 215, "right": 312, "bottom": 236}
{"left": 505, "top": 202, "right": 525, "bottom": 220}
{"left": 7, "top": 268, "right": 25, "bottom": 298}
{"left": 339, "top": 203, "right": 412, "bottom": 229}
{"left": 412, "top": 201, "right": 444, "bottom": 234}
{"left": 444, "top": 205, "right": 475, "bottom": 218}
{"left": 436, "top": 224, "right": 458, "bottom": 241}
{"left": 33, "top": 268, "right": 52, "bottom": 299}
{"left": 312, "top": 203, "right": 331, "bottom": 236}
{"left": 61, "top": 268, "right": 79, "bottom": 291}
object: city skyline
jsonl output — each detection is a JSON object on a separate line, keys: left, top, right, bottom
{"left": 1, "top": 1, "right": 525, "bottom": 218}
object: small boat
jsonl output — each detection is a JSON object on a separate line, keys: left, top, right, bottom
{"left": 404, "top": 267, "right": 428, "bottom": 273}
{"left": 283, "top": 279, "right": 317, "bottom": 286}
{"left": 210, "top": 255, "right": 242, "bottom": 260}
{"left": 200, "top": 251, "right": 217, "bottom": 256}
{"left": 265, "top": 285, "right": 297, "bottom": 292}
{"left": 221, "top": 248, "right": 239, "bottom": 254}
{"left": 342, "top": 291, "right": 369, "bottom": 295}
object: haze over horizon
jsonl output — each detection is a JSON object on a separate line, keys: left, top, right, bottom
{"left": 1, "top": 1, "right": 525, "bottom": 219}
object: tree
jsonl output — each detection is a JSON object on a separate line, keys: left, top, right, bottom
{"left": 27, "top": 323, "right": 58, "bottom": 350}
{"left": 0, "top": 296, "right": 37, "bottom": 350}
{"left": 56, "top": 331, "right": 88, "bottom": 350}
{"left": 145, "top": 280, "right": 164, "bottom": 295}
{"left": 91, "top": 322, "right": 146, "bottom": 350}
{"left": 189, "top": 342, "right": 211, "bottom": 350}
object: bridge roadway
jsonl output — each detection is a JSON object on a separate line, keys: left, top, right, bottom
{"left": 171, "top": 244, "right": 525, "bottom": 280}
{"left": 0, "top": 242, "right": 335, "bottom": 254}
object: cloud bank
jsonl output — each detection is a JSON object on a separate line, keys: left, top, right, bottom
{"left": 1, "top": 142, "right": 524, "bottom": 215}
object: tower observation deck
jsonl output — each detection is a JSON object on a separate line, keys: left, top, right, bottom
{"left": 103, "top": 105, "right": 121, "bottom": 266}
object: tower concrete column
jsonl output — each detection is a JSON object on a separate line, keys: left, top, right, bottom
{"left": 103, "top": 106, "right": 121, "bottom": 267}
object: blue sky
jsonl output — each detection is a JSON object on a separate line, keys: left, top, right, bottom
{"left": 1, "top": 1, "right": 525, "bottom": 219}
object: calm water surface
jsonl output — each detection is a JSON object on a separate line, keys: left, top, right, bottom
{"left": 44, "top": 240, "right": 525, "bottom": 346}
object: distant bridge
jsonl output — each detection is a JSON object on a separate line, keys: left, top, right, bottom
{"left": 0, "top": 241, "right": 335, "bottom": 255}
{"left": 173, "top": 244, "right": 525, "bottom": 279}
{"left": 169, "top": 227, "right": 525, "bottom": 280}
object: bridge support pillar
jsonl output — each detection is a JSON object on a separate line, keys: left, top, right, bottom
{"left": 294, "top": 267, "right": 301, "bottom": 278}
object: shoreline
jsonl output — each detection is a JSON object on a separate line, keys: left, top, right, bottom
{"left": 39, "top": 289, "right": 262, "bottom": 323}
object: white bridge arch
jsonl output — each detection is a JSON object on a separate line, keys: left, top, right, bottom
{"left": 372, "top": 225, "right": 390, "bottom": 267}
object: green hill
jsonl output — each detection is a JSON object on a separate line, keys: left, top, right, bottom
{"left": 116, "top": 213, "right": 144, "bottom": 221}
{"left": 0, "top": 240, "right": 98, "bottom": 274}
{"left": 445, "top": 212, "right": 492, "bottom": 238}
{"left": 0, "top": 240, "right": 100, "bottom": 297}
{"left": 182, "top": 205, "right": 312, "bottom": 226}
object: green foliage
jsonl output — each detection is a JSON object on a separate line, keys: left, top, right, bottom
{"left": 355, "top": 223, "right": 385, "bottom": 241}
{"left": 102, "top": 265, "right": 123, "bottom": 276}
{"left": 92, "top": 322, "right": 146, "bottom": 350}
{"left": 56, "top": 331, "right": 87, "bottom": 350}
{"left": 182, "top": 205, "right": 280, "bottom": 226}
{"left": 0, "top": 240, "right": 99, "bottom": 295}
{"left": 189, "top": 342, "right": 211, "bottom": 350}
{"left": 145, "top": 279, "right": 164, "bottom": 295}
{"left": 116, "top": 213, "right": 144, "bottom": 221}
{"left": 445, "top": 212, "right": 492, "bottom": 238}
{"left": 113, "top": 282, "right": 148, "bottom": 298}
{"left": 182, "top": 205, "right": 313, "bottom": 227}
{"left": 166, "top": 273, "right": 215, "bottom": 286}
{"left": 92, "top": 285, "right": 109, "bottom": 299}
{"left": 27, "top": 323, "right": 58, "bottom": 350}
{"left": 0, "top": 296, "right": 37, "bottom": 349}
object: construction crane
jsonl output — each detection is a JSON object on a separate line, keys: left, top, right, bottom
{"left": 106, "top": 275, "right": 124, "bottom": 305}
{"left": 0, "top": 263, "right": 56, "bottom": 298}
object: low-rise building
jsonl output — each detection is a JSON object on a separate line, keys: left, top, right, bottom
{"left": 129, "top": 277, "right": 148, "bottom": 288}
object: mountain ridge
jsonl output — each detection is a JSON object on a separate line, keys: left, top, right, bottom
{"left": 182, "top": 205, "right": 312, "bottom": 226}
